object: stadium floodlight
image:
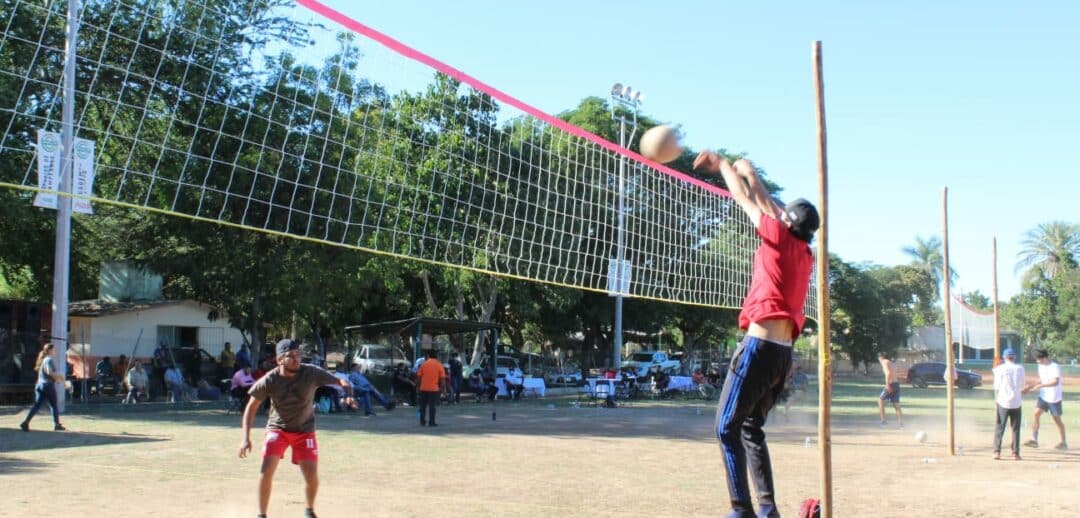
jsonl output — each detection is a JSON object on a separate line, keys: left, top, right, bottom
{"left": 607, "top": 80, "right": 646, "bottom": 372}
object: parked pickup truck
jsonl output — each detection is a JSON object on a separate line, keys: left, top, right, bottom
{"left": 351, "top": 344, "right": 402, "bottom": 376}
{"left": 621, "top": 351, "right": 680, "bottom": 377}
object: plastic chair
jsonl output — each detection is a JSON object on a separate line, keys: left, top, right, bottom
{"left": 593, "top": 382, "right": 614, "bottom": 408}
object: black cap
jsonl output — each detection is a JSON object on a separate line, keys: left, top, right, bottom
{"left": 784, "top": 198, "right": 820, "bottom": 242}
{"left": 276, "top": 339, "right": 299, "bottom": 357}
{"left": 1035, "top": 349, "right": 1049, "bottom": 359}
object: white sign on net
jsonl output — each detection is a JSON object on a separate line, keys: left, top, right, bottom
{"left": 73, "top": 138, "right": 96, "bottom": 214}
{"left": 607, "top": 258, "right": 632, "bottom": 295}
{"left": 33, "top": 130, "right": 62, "bottom": 209}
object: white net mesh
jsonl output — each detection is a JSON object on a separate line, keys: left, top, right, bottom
{"left": 949, "top": 295, "right": 996, "bottom": 351}
{"left": 0, "top": 0, "right": 816, "bottom": 314}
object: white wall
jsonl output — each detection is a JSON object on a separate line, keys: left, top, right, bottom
{"left": 74, "top": 302, "right": 243, "bottom": 360}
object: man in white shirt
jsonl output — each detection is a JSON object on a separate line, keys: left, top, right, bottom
{"left": 1023, "top": 349, "right": 1067, "bottom": 450}
{"left": 992, "top": 348, "right": 1025, "bottom": 460}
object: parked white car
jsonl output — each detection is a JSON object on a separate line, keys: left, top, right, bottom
{"left": 351, "top": 344, "right": 398, "bottom": 375}
{"left": 545, "top": 364, "right": 583, "bottom": 385}
{"left": 621, "top": 351, "right": 680, "bottom": 377}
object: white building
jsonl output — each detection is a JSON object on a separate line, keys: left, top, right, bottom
{"left": 67, "top": 299, "right": 244, "bottom": 375}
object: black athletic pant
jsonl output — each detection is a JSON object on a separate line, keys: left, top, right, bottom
{"left": 419, "top": 390, "right": 440, "bottom": 425}
{"left": 715, "top": 336, "right": 791, "bottom": 518}
{"left": 993, "top": 404, "right": 1022, "bottom": 455}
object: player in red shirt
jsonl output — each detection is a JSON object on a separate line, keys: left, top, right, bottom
{"left": 694, "top": 151, "right": 819, "bottom": 518}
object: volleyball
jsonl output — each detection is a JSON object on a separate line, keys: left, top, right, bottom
{"left": 915, "top": 431, "right": 927, "bottom": 443}
{"left": 639, "top": 124, "right": 682, "bottom": 163}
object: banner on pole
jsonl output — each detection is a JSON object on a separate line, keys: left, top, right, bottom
{"left": 33, "top": 130, "right": 62, "bottom": 209}
{"left": 72, "top": 137, "right": 95, "bottom": 214}
{"left": 607, "top": 258, "right": 631, "bottom": 295}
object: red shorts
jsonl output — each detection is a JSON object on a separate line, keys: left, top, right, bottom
{"left": 263, "top": 430, "right": 318, "bottom": 464}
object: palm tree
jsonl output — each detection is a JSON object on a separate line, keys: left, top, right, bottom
{"left": 1016, "top": 221, "right": 1080, "bottom": 282}
{"left": 902, "top": 235, "right": 957, "bottom": 300}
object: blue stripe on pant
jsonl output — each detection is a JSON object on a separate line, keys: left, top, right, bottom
{"left": 715, "top": 336, "right": 792, "bottom": 517}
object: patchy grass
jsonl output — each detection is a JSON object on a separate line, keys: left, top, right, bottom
{"left": 1, "top": 379, "right": 1077, "bottom": 517}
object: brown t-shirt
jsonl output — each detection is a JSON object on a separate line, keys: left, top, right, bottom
{"left": 248, "top": 364, "right": 339, "bottom": 433}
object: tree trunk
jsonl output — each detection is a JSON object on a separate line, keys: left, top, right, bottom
{"left": 419, "top": 271, "right": 439, "bottom": 314}
{"left": 250, "top": 292, "right": 262, "bottom": 359}
{"left": 469, "top": 278, "right": 499, "bottom": 365}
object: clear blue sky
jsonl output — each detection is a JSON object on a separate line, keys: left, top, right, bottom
{"left": 320, "top": 0, "right": 1079, "bottom": 300}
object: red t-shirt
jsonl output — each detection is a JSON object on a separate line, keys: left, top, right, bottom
{"left": 738, "top": 213, "right": 815, "bottom": 340}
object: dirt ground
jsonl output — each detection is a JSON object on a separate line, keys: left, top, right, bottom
{"left": 0, "top": 381, "right": 1077, "bottom": 517}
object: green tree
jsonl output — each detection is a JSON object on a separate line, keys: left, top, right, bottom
{"left": 901, "top": 235, "right": 957, "bottom": 301}
{"left": 829, "top": 256, "right": 914, "bottom": 372}
{"left": 961, "top": 289, "right": 993, "bottom": 312}
{"left": 1052, "top": 268, "right": 1080, "bottom": 358}
{"left": 1016, "top": 221, "right": 1079, "bottom": 283}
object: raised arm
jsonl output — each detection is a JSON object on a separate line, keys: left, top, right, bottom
{"left": 694, "top": 151, "right": 762, "bottom": 224}
{"left": 733, "top": 159, "right": 783, "bottom": 218}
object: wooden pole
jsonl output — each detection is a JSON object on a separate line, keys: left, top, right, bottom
{"left": 941, "top": 187, "right": 955, "bottom": 456}
{"left": 992, "top": 238, "right": 1001, "bottom": 367}
{"left": 812, "top": 40, "right": 833, "bottom": 518}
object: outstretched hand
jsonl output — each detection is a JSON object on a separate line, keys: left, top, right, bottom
{"left": 693, "top": 150, "right": 728, "bottom": 173}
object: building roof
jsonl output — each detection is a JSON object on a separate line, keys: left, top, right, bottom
{"left": 68, "top": 299, "right": 189, "bottom": 317}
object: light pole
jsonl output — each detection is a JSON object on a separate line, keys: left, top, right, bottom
{"left": 609, "top": 83, "right": 641, "bottom": 370}
{"left": 49, "top": 0, "right": 80, "bottom": 411}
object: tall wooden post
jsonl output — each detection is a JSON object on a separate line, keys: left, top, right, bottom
{"left": 812, "top": 40, "right": 833, "bottom": 518}
{"left": 942, "top": 187, "right": 955, "bottom": 456}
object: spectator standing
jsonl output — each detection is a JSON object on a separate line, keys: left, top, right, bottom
{"left": 236, "top": 343, "right": 252, "bottom": 369}
{"left": 415, "top": 350, "right": 447, "bottom": 426}
{"left": 449, "top": 350, "right": 464, "bottom": 404}
{"left": 220, "top": 342, "right": 237, "bottom": 376}
{"left": 185, "top": 343, "right": 203, "bottom": 385}
{"left": 993, "top": 348, "right": 1026, "bottom": 460}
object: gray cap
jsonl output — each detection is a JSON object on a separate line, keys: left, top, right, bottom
{"left": 276, "top": 339, "right": 299, "bottom": 357}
